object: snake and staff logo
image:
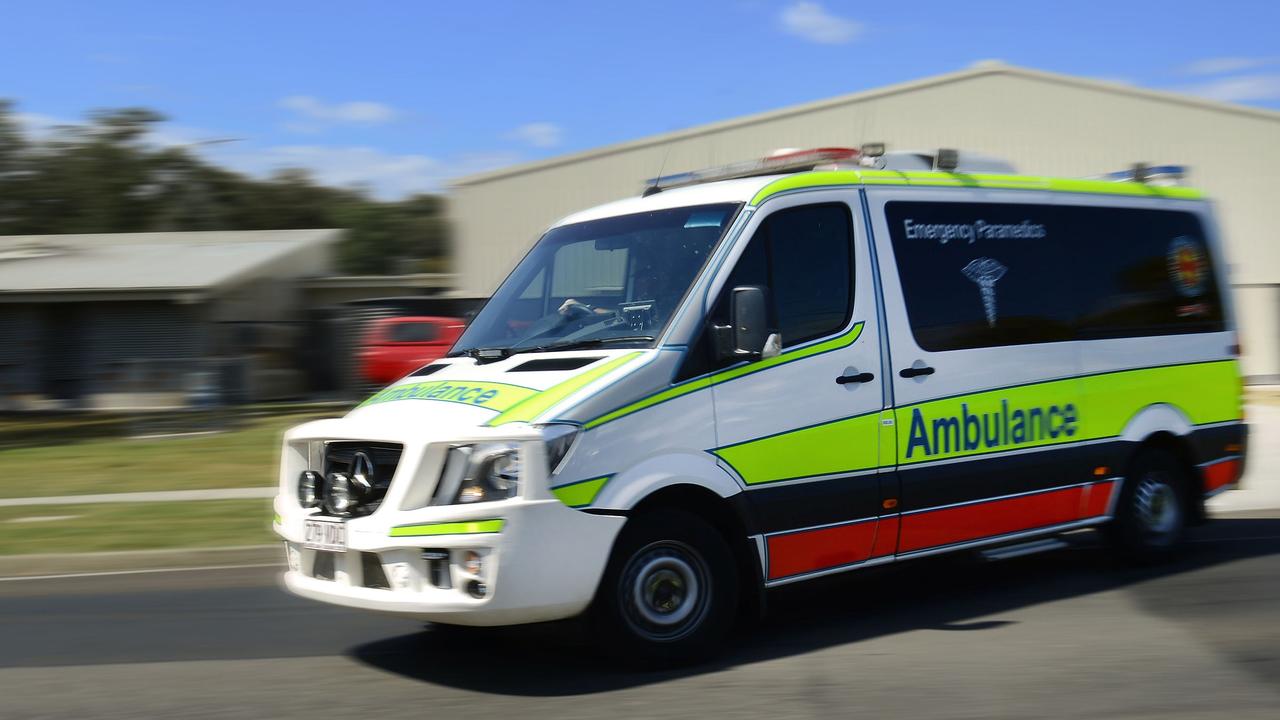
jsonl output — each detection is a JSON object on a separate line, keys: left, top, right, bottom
{"left": 962, "top": 258, "right": 1008, "bottom": 327}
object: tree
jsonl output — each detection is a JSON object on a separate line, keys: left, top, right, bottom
{"left": 0, "top": 100, "right": 451, "bottom": 274}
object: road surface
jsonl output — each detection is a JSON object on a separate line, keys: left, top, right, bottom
{"left": 2, "top": 511, "right": 1278, "bottom": 719}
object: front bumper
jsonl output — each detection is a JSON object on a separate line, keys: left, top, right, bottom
{"left": 274, "top": 496, "right": 626, "bottom": 626}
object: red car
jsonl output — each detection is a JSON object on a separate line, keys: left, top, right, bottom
{"left": 357, "top": 316, "right": 465, "bottom": 385}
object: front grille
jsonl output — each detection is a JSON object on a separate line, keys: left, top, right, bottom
{"left": 320, "top": 441, "right": 403, "bottom": 517}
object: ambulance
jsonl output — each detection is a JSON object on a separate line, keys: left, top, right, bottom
{"left": 273, "top": 147, "right": 1246, "bottom": 662}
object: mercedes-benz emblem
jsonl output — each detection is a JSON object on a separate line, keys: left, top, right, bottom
{"left": 350, "top": 451, "right": 375, "bottom": 491}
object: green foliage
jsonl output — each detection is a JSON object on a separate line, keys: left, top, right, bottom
{"left": 0, "top": 101, "right": 449, "bottom": 273}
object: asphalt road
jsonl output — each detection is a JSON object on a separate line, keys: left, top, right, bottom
{"left": 3, "top": 511, "right": 1279, "bottom": 720}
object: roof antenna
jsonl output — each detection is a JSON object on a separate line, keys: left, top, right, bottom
{"left": 642, "top": 144, "right": 672, "bottom": 197}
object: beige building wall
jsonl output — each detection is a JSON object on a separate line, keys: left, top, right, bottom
{"left": 450, "top": 63, "right": 1280, "bottom": 381}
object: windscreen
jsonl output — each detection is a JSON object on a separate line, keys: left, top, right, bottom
{"left": 453, "top": 203, "right": 739, "bottom": 356}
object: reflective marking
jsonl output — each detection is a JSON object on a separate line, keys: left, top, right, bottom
{"left": 487, "top": 353, "right": 644, "bottom": 426}
{"left": 751, "top": 169, "right": 1204, "bottom": 206}
{"left": 550, "top": 476, "right": 610, "bottom": 508}
{"left": 388, "top": 519, "right": 505, "bottom": 537}
{"left": 360, "top": 380, "right": 537, "bottom": 412}
{"left": 584, "top": 322, "right": 865, "bottom": 429}
{"left": 713, "top": 411, "right": 881, "bottom": 485}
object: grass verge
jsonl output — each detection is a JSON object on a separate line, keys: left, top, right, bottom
{"left": 0, "top": 411, "right": 337, "bottom": 499}
{"left": 0, "top": 499, "right": 277, "bottom": 555}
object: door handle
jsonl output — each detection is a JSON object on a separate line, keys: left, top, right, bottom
{"left": 899, "top": 366, "right": 936, "bottom": 379}
{"left": 836, "top": 372, "right": 875, "bottom": 385}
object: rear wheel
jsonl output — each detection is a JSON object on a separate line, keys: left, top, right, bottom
{"left": 1105, "top": 448, "right": 1190, "bottom": 563}
{"left": 591, "top": 509, "right": 738, "bottom": 666}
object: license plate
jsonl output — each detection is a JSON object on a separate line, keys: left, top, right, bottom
{"left": 303, "top": 519, "right": 347, "bottom": 551}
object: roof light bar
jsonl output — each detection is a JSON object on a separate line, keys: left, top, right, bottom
{"left": 643, "top": 147, "right": 862, "bottom": 192}
{"left": 1093, "top": 164, "right": 1188, "bottom": 185}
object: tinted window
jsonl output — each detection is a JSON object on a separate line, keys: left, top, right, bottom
{"left": 887, "top": 201, "right": 1073, "bottom": 351}
{"left": 886, "top": 201, "right": 1225, "bottom": 351}
{"left": 1066, "top": 207, "right": 1224, "bottom": 338}
{"left": 681, "top": 203, "right": 853, "bottom": 379}
{"left": 767, "top": 205, "right": 855, "bottom": 344}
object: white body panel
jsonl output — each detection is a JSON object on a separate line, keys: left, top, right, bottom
{"left": 866, "top": 187, "right": 1084, "bottom": 410}
{"left": 274, "top": 172, "right": 1244, "bottom": 626}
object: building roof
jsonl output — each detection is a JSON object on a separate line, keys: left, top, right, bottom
{"left": 0, "top": 228, "right": 342, "bottom": 297}
{"left": 453, "top": 62, "right": 1280, "bottom": 188}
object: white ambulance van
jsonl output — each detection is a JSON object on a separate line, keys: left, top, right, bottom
{"left": 274, "top": 148, "right": 1245, "bottom": 662}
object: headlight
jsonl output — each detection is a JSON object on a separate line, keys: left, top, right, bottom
{"left": 539, "top": 424, "right": 580, "bottom": 477}
{"left": 434, "top": 442, "right": 520, "bottom": 505}
{"left": 326, "top": 472, "right": 356, "bottom": 515}
{"left": 298, "top": 470, "right": 322, "bottom": 508}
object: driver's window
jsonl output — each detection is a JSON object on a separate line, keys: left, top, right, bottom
{"left": 678, "top": 203, "right": 853, "bottom": 379}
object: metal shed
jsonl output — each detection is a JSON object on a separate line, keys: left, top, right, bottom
{"left": 450, "top": 62, "right": 1280, "bottom": 382}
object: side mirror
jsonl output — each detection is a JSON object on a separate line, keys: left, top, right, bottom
{"left": 714, "top": 285, "right": 778, "bottom": 361}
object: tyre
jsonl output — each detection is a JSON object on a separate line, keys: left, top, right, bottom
{"left": 590, "top": 509, "right": 739, "bottom": 666}
{"left": 1105, "top": 447, "right": 1191, "bottom": 563}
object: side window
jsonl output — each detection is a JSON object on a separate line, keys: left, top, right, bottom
{"left": 767, "top": 204, "right": 854, "bottom": 344}
{"left": 1068, "top": 207, "right": 1225, "bottom": 338}
{"left": 388, "top": 322, "right": 440, "bottom": 343}
{"left": 886, "top": 202, "right": 1226, "bottom": 351}
{"left": 886, "top": 201, "right": 1073, "bottom": 351}
{"left": 681, "top": 203, "right": 853, "bottom": 379}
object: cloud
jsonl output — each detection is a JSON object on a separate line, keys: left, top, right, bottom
{"left": 506, "top": 122, "right": 563, "bottom": 148}
{"left": 779, "top": 1, "right": 862, "bottom": 45}
{"left": 278, "top": 95, "right": 398, "bottom": 125}
{"left": 214, "top": 144, "right": 521, "bottom": 199}
{"left": 1183, "top": 74, "right": 1280, "bottom": 102}
{"left": 1182, "top": 57, "right": 1273, "bottom": 76}
{"left": 12, "top": 112, "right": 68, "bottom": 139}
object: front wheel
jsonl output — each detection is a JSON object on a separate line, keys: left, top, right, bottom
{"left": 1105, "top": 448, "right": 1190, "bottom": 563}
{"left": 590, "top": 509, "right": 738, "bottom": 666}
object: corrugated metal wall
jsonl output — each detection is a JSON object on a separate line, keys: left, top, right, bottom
{"left": 82, "top": 302, "right": 205, "bottom": 396}
{"left": 450, "top": 67, "right": 1280, "bottom": 380}
{"left": 0, "top": 301, "right": 206, "bottom": 400}
{"left": 0, "top": 307, "right": 39, "bottom": 398}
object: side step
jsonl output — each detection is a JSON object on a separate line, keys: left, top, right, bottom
{"left": 980, "top": 538, "right": 1069, "bottom": 562}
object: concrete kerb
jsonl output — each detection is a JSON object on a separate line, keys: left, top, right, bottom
{"left": 0, "top": 487, "right": 277, "bottom": 507}
{"left": 0, "top": 545, "right": 282, "bottom": 579}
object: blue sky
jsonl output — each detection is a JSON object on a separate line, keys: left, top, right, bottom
{"left": 2, "top": 1, "right": 1277, "bottom": 198}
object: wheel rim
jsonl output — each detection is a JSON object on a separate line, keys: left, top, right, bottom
{"left": 1134, "top": 472, "right": 1182, "bottom": 544}
{"left": 619, "top": 541, "right": 711, "bottom": 642}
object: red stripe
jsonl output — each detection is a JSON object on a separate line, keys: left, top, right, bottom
{"left": 766, "top": 520, "right": 876, "bottom": 580}
{"left": 870, "top": 516, "right": 899, "bottom": 558}
{"left": 1081, "top": 480, "right": 1115, "bottom": 518}
{"left": 1202, "top": 458, "right": 1241, "bottom": 493}
{"left": 898, "top": 486, "right": 1084, "bottom": 553}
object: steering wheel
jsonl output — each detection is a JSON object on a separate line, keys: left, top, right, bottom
{"left": 511, "top": 301, "right": 612, "bottom": 346}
